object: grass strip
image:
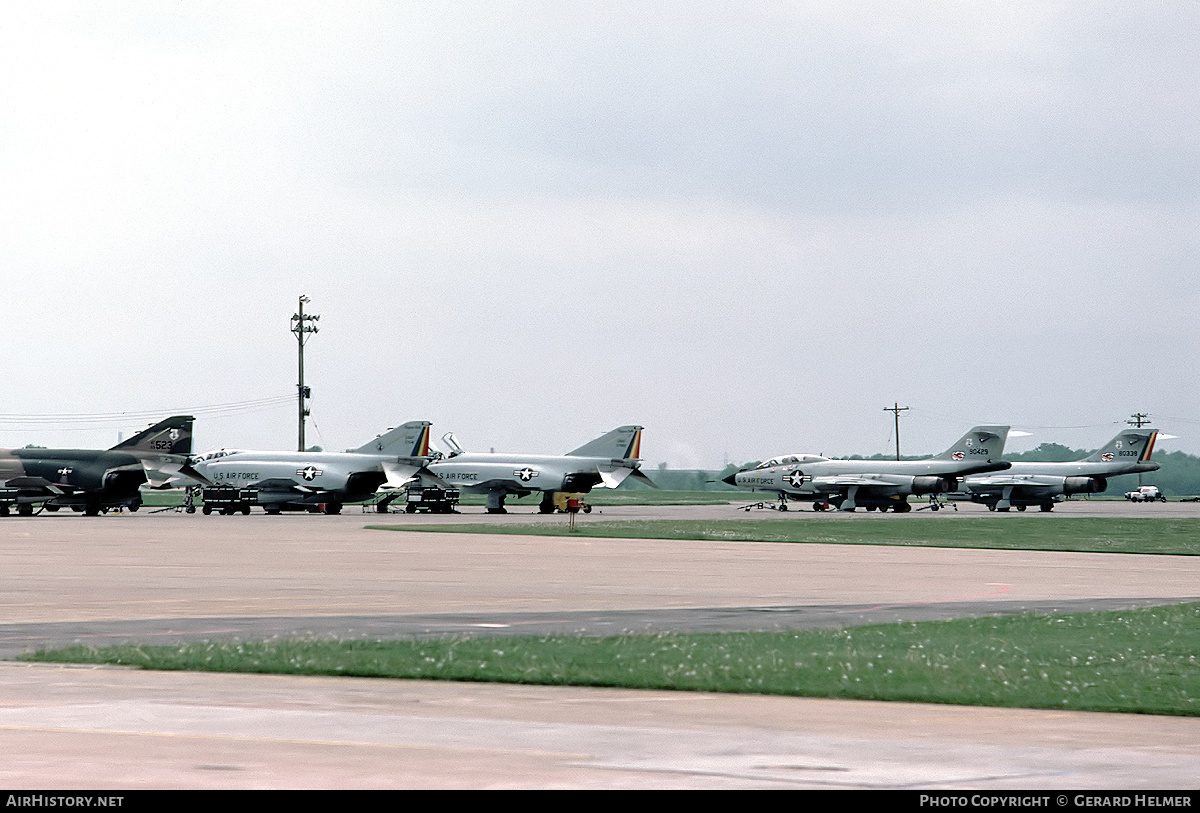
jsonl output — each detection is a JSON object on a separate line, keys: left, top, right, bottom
{"left": 368, "top": 517, "right": 1200, "bottom": 556}
{"left": 25, "top": 602, "right": 1200, "bottom": 716}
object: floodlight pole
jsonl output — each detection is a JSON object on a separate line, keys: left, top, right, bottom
{"left": 884, "top": 402, "right": 909, "bottom": 460}
{"left": 291, "top": 295, "right": 319, "bottom": 452}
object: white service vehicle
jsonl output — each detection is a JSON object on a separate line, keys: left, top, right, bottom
{"left": 1124, "top": 485, "right": 1166, "bottom": 502}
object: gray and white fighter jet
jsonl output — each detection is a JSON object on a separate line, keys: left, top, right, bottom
{"left": 424, "top": 425, "right": 653, "bottom": 513}
{"left": 952, "top": 428, "right": 1160, "bottom": 512}
{"left": 185, "top": 421, "right": 434, "bottom": 514}
{"left": 725, "top": 426, "right": 1011, "bottom": 512}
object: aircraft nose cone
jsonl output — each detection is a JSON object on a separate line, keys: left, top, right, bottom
{"left": 722, "top": 472, "right": 739, "bottom": 486}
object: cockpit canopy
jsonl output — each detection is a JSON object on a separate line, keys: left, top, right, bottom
{"left": 755, "top": 454, "right": 829, "bottom": 469}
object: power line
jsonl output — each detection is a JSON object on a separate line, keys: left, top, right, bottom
{"left": 0, "top": 395, "right": 294, "bottom": 427}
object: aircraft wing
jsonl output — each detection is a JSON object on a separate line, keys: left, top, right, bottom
{"left": 810, "top": 475, "right": 895, "bottom": 488}
{"left": 966, "top": 474, "right": 1057, "bottom": 487}
{"left": 2, "top": 476, "right": 65, "bottom": 496}
{"left": 253, "top": 478, "right": 321, "bottom": 494}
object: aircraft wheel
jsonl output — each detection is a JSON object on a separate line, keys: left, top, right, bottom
{"left": 0, "top": 506, "right": 8, "bottom": 517}
{"left": 778, "top": 503, "right": 788, "bottom": 512}
{"left": 1016, "top": 505, "right": 1026, "bottom": 512}
{"left": 44, "top": 504, "right": 60, "bottom": 512}
{"left": 812, "top": 502, "right": 823, "bottom": 512}
{"left": 930, "top": 504, "right": 940, "bottom": 511}
{"left": 264, "top": 507, "right": 282, "bottom": 515}
{"left": 84, "top": 504, "right": 101, "bottom": 517}
{"left": 324, "top": 503, "right": 342, "bottom": 515}
{"left": 1040, "top": 503, "right": 1054, "bottom": 512}
{"left": 186, "top": 506, "right": 196, "bottom": 514}
{"left": 987, "top": 504, "right": 996, "bottom": 512}
{"left": 18, "top": 504, "right": 34, "bottom": 517}
{"left": 241, "top": 505, "right": 251, "bottom": 515}
{"left": 405, "top": 504, "right": 417, "bottom": 513}
{"left": 202, "top": 505, "right": 213, "bottom": 515}
{"left": 583, "top": 505, "right": 592, "bottom": 513}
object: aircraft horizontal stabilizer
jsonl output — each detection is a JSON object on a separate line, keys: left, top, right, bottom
{"left": 626, "top": 468, "right": 658, "bottom": 488}
{"left": 381, "top": 460, "right": 424, "bottom": 489}
{"left": 177, "top": 461, "right": 213, "bottom": 486}
{"left": 597, "top": 466, "right": 657, "bottom": 489}
{"left": 598, "top": 468, "right": 632, "bottom": 488}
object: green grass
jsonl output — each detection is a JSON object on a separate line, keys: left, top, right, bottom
{"left": 369, "top": 517, "right": 1200, "bottom": 556}
{"left": 25, "top": 602, "right": 1200, "bottom": 716}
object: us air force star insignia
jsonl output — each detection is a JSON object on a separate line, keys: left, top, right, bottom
{"left": 785, "top": 470, "right": 807, "bottom": 488}
{"left": 515, "top": 467, "right": 539, "bottom": 481}
{"left": 57, "top": 467, "right": 73, "bottom": 477}
{"left": 297, "top": 465, "right": 323, "bottom": 481}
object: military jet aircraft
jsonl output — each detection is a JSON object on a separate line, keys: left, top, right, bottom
{"left": 952, "top": 428, "right": 1159, "bottom": 512}
{"left": 184, "top": 420, "right": 433, "bottom": 514}
{"left": 724, "top": 426, "right": 1011, "bottom": 512}
{"left": 0, "top": 415, "right": 195, "bottom": 516}
{"left": 423, "top": 425, "right": 653, "bottom": 513}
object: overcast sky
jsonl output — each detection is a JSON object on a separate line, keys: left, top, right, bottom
{"left": 2, "top": 1, "right": 1196, "bottom": 466}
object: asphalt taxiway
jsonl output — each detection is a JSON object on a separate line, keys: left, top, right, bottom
{"left": 0, "top": 503, "right": 1197, "bottom": 788}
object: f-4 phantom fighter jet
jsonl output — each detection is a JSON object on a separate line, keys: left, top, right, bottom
{"left": 725, "top": 426, "right": 1011, "bottom": 512}
{"left": 0, "top": 415, "right": 195, "bottom": 516}
{"left": 424, "top": 425, "right": 654, "bottom": 513}
{"left": 184, "top": 421, "right": 434, "bottom": 514}
{"left": 952, "top": 428, "right": 1159, "bottom": 512}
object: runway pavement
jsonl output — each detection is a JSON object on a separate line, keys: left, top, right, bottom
{"left": 0, "top": 503, "right": 1197, "bottom": 788}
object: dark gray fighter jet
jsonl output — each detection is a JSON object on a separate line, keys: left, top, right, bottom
{"left": 0, "top": 415, "right": 194, "bottom": 516}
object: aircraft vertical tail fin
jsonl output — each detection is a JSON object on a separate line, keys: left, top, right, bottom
{"left": 567, "top": 425, "right": 644, "bottom": 460}
{"left": 1082, "top": 429, "right": 1158, "bottom": 464}
{"left": 353, "top": 421, "right": 432, "bottom": 457}
{"left": 934, "top": 425, "right": 1009, "bottom": 462}
{"left": 111, "top": 416, "right": 195, "bottom": 456}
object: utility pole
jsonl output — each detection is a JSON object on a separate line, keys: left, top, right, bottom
{"left": 884, "top": 402, "right": 909, "bottom": 460}
{"left": 291, "top": 295, "right": 319, "bottom": 452}
{"left": 1127, "top": 413, "right": 1151, "bottom": 486}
